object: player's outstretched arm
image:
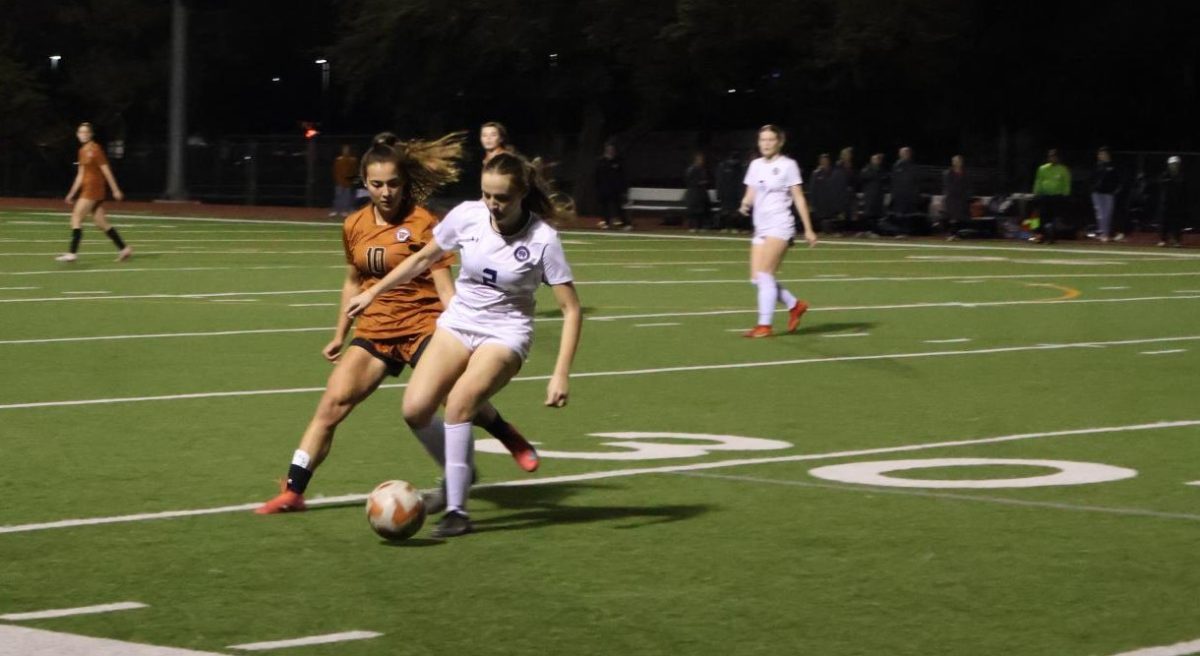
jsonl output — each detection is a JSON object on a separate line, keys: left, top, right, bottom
{"left": 790, "top": 185, "right": 818, "bottom": 247}
{"left": 324, "top": 266, "right": 361, "bottom": 361}
{"left": 545, "top": 282, "right": 581, "bottom": 408}
{"left": 345, "top": 241, "right": 445, "bottom": 318}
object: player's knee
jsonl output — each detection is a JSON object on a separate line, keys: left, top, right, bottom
{"left": 402, "top": 399, "right": 437, "bottom": 430}
{"left": 444, "top": 392, "right": 481, "bottom": 426}
{"left": 315, "top": 393, "right": 355, "bottom": 426}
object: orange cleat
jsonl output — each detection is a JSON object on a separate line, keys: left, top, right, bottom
{"left": 495, "top": 423, "right": 540, "bottom": 472}
{"left": 254, "top": 489, "right": 306, "bottom": 515}
{"left": 743, "top": 325, "right": 773, "bottom": 338}
{"left": 787, "top": 301, "right": 810, "bottom": 333}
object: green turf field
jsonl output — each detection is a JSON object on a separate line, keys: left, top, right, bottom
{"left": 2, "top": 209, "right": 1199, "bottom": 656}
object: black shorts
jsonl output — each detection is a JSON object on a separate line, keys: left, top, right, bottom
{"left": 349, "top": 334, "right": 433, "bottom": 377}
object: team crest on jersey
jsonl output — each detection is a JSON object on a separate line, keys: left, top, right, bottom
{"left": 395, "top": 228, "right": 411, "bottom": 242}
{"left": 513, "top": 246, "right": 530, "bottom": 262}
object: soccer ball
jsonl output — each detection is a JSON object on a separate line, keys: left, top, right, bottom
{"left": 365, "top": 480, "right": 426, "bottom": 541}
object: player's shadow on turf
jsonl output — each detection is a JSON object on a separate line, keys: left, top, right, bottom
{"left": 789, "top": 321, "right": 876, "bottom": 336}
{"left": 471, "top": 484, "right": 711, "bottom": 533}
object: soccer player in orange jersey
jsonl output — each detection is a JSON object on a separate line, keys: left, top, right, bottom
{"left": 58, "top": 122, "right": 131, "bottom": 262}
{"left": 256, "top": 132, "right": 539, "bottom": 515}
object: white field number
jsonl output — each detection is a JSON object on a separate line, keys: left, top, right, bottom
{"left": 476, "top": 432, "right": 792, "bottom": 461}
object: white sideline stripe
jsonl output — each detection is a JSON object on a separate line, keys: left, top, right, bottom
{"left": 675, "top": 472, "right": 1200, "bottom": 523}
{"left": 822, "top": 332, "right": 869, "bottom": 338}
{"left": 1186, "top": 481, "right": 1200, "bottom": 487}
{"left": 634, "top": 322, "right": 680, "bottom": 327}
{"left": 1106, "top": 637, "right": 1200, "bottom": 656}
{"left": 1175, "top": 289, "right": 1200, "bottom": 293}
{"left": 0, "top": 602, "right": 147, "bottom": 621}
{"left": 1141, "top": 349, "right": 1187, "bottom": 355}
{"left": 28, "top": 211, "right": 339, "bottom": 228}
{"left": 924, "top": 338, "right": 972, "bottom": 344}
{"left": 228, "top": 631, "right": 381, "bottom": 651}
{"left": 2, "top": 335, "right": 1199, "bottom": 412}
{"left": 1, "top": 420, "right": 1195, "bottom": 535}
{"left": 0, "top": 625, "right": 224, "bottom": 656}
{"left": 0, "top": 327, "right": 327, "bottom": 345}
{"left": 0, "top": 286, "right": 37, "bottom": 290}
{"left": 3, "top": 295, "right": 1199, "bottom": 347}
{"left": 1102, "top": 286, "right": 1131, "bottom": 290}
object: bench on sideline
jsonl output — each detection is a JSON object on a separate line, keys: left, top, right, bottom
{"left": 623, "top": 187, "right": 720, "bottom": 212}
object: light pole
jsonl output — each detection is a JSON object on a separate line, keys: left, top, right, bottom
{"left": 314, "top": 58, "right": 330, "bottom": 127}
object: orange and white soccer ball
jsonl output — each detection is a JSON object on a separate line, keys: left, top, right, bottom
{"left": 365, "top": 480, "right": 426, "bottom": 541}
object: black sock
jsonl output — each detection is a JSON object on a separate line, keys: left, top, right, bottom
{"left": 105, "top": 228, "right": 126, "bottom": 250}
{"left": 286, "top": 464, "right": 312, "bottom": 494}
{"left": 478, "top": 411, "right": 521, "bottom": 448}
{"left": 70, "top": 228, "right": 82, "bottom": 254}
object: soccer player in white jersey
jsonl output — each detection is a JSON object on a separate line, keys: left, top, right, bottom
{"left": 346, "top": 152, "right": 583, "bottom": 538}
{"left": 738, "top": 124, "right": 818, "bottom": 338}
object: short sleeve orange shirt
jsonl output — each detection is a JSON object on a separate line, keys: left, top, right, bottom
{"left": 333, "top": 155, "right": 358, "bottom": 187}
{"left": 343, "top": 205, "right": 456, "bottom": 340}
{"left": 78, "top": 142, "right": 109, "bottom": 200}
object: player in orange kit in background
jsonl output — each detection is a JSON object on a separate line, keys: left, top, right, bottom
{"left": 256, "top": 132, "right": 539, "bottom": 515}
{"left": 58, "top": 122, "right": 131, "bottom": 262}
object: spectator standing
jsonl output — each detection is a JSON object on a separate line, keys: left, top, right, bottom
{"left": 716, "top": 150, "right": 748, "bottom": 232}
{"left": 859, "top": 153, "right": 887, "bottom": 234}
{"left": 331, "top": 144, "right": 357, "bottom": 218}
{"left": 942, "top": 155, "right": 970, "bottom": 240}
{"left": 1032, "top": 148, "right": 1072, "bottom": 243}
{"left": 890, "top": 146, "right": 919, "bottom": 234}
{"left": 1090, "top": 147, "right": 1120, "bottom": 241}
{"left": 836, "top": 147, "right": 859, "bottom": 231}
{"left": 1158, "top": 155, "right": 1187, "bottom": 247}
{"left": 684, "top": 152, "right": 712, "bottom": 232}
{"left": 809, "top": 153, "right": 837, "bottom": 232}
{"left": 594, "top": 142, "right": 631, "bottom": 230}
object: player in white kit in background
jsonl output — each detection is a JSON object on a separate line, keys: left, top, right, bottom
{"left": 738, "top": 124, "right": 818, "bottom": 338}
{"left": 346, "top": 152, "right": 583, "bottom": 538}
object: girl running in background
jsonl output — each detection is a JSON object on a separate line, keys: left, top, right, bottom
{"left": 738, "top": 124, "right": 818, "bottom": 338}
{"left": 346, "top": 152, "right": 582, "bottom": 538}
{"left": 480, "top": 122, "right": 512, "bottom": 163}
{"left": 256, "top": 133, "right": 539, "bottom": 515}
{"left": 58, "top": 122, "right": 131, "bottom": 262}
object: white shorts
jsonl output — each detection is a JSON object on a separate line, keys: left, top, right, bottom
{"left": 436, "top": 313, "right": 532, "bottom": 361}
{"left": 751, "top": 228, "right": 796, "bottom": 246}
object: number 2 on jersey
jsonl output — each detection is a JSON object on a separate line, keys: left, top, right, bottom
{"left": 480, "top": 267, "right": 498, "bottom": 289}
{"left": 366, "top": 247, "right": 387, "bottom": 276}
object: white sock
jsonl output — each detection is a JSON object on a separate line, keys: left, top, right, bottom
{"left": 754, "top": 273, "right": 777, "bottom": 326}
{"left": 290, "top": 449, "right": 311, "bottom": 468}
{"left": 410, "top": 416, "right": 446, "bottom": 467}
{"left": 777, "top": 286, "right": 797, "bottom": 310}
{"left": 444, "top": 421, "right": 473, "bottom": 515}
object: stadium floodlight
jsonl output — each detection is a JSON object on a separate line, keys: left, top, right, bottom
{"left": 49, "top": 55, "right": 62, "bottom": 70}
{"left": 314, "top": 58, "right": 328, "bottom": 65}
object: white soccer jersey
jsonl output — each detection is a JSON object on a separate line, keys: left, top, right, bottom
{"left": 434, "top": 200, "right": 574, "bottom": 335}
{"left": 744, "top": 155, "right": 802, "bottom": 234}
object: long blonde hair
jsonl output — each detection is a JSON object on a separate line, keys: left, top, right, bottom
{"left": 360, "top": 131, "right": 466, "bottom": 216}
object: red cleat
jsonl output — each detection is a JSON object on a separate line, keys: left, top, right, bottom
{"left": 787, "top": 300, "right": 809, "bottom": 333}
{"left": 743, "top": 325, "right": 773, "bottom": 338}
{"left": 254, "top": 489, "right": 306, "bottom": 515}
{"left": 497, "top": 424, "right": 540, "bottom": 472}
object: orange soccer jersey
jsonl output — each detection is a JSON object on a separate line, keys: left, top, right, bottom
{"left": 343, "top": 205, "right": 454, "bottom": 341}
{"left": 78, "top": 142, "right": 109, "bottom": 201}
{"left": 332, "top": 155, "right": 358, "bottom": 188}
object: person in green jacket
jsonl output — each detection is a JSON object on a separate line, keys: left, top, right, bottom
{"left": 1032, "top": 148, "right": 1072, "bottom": 243}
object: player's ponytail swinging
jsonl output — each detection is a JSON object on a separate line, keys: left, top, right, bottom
{"left": 359, "top": 131, "right": 466, "bottom": 217}
{"left": 483, "top": 152, "right": 560, "bottom": 220}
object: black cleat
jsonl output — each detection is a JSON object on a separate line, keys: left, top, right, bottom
{"left": 420, "top": 468, "right": 479, "bottom": 516}
{"left": 432, "top": 511, "right": 473, "bottom": 538}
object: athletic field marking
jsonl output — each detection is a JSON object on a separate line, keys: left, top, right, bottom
{"left": 674, "top": 472, "right": 1200, "bottom": 523}
{"left": 0, "top": 601, "right": 147, "bottom": 621}
{"left": 0, "top": 286, "right": 37, "bottom": 290}
{"left": 1102, "top": 286, "right": 1131, "bottom": 290}
{"left": 687, "top": 268, "right": 719, "bottom": 271}
{"left": 924, "top": 338, "right": 972, "bottom": 344}
{"left": 3, "top": 335, "right": 1199, "bottom": 411}
{"left": 0, "top": 238, "right": 336, "bottom": 244}
{"left": 821, "top": 332, "right": 870, "bottom": 338}
{"left": 634, "top": 322, "right": 680, "bottom": 328}
{"left": 0, "top": 249, "right": 343, "bottom": 257}
{"left": 209, "top": 298, "right": 259, "bottom": 303}
{"left": 228, "top": 631, "right": 382, "bottom": 651}
{"left": 1, "top": 420, "right": 1195, "bottom": 535}
{"left": 60, "top": 290, "right": 112, "bottom": 295}
{"left": 1141, "top": 349, "right": 1187, "bottom": 355}
{"left": 1024, "top": 282, "right": 1082, "bottom": 300}
{"left": 1106, "top": 637, "right": 1200, "bottom": 656}
{"left": 816, "top": 273, "right": 849, "bottom": 278}
{"left": 1186, "top": 481, "right": 1200, "bottom": 487}
{"left": 1175, "top": 289, "right": 1200, "bottom": 294}
{"left": 0, "top": 625, "right": 224, "bottom": 656}
{"left": 0, "top": 266, "right": 255, "bottom": 276}
{"left": 953, "top": 279, "right": 987, "bottom": 283}
{"left": 4, "top": 295, "right": 1199, "bottom": 348}
{"left": 0, "top": 288, "right": 340, "bottom": 303}
{"left": 27, "top": 211, "right": 340, "bottom": 228}
{"left": 576, "top": 272, "right": 1200, "bottom": 286}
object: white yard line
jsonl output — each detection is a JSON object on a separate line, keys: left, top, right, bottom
{"left": 1106, "top": 637, "right": 1200, "bottom": 656}
{"left": 1140, "top": 349, "right": 1187, "bottom": 355}
{"left": 0, "top": 602, "right": 147, "bottom": 621}
{"left": 0, "top": 626, "right": 225, "bottom": 656}
{"left": 0, "top": 286, "right": 38, "bottom": 290}
{"left": 1175, "top": 289, "right": 1200, "bottom": 293}
{"left": 228, "top": 631, "right": 381, "bottom": 651}
{"left": 1, "top": 419, "right": 1195, "bottom": 535}
{"left": 821, "top": 332, "right": 870, "bottom": 338}
{"left": 924, "top": 338, "right": 972, "bottom": 344}
{"left": 2, "top": 335, "right": 1198, "bottom": 411}
{"left": 3, "top": 295, "right": 1199, "bottom": 347}
{"left": 1101, "top": 286, "right": 1131, "bottom": 290}
{"left": 674, "top": 472, "right": 1200, "bottom": 523}
{"left": 576, "top": 271, "right": 1200, "bottom": 286}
